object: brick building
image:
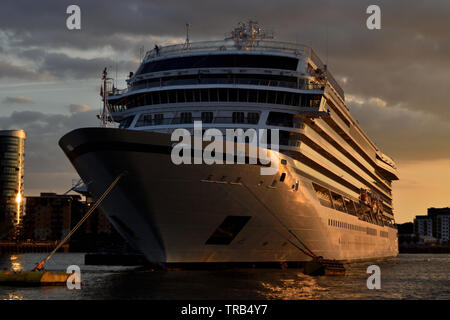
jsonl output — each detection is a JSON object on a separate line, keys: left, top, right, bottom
{"left": 23, "top": 193, "right": 81, "bottom": 241}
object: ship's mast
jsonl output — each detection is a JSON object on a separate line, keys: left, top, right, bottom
{"left": 184, "top": 23, "right": 192, "bottom": 50}
{"left": 100, "top": 68, "right": 113, "bottom": 127}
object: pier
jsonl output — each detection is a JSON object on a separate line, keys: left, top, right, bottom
{"left": 0, "top": 241, "right": 69, "bottom": 254}
{"left": 399, "top": 245, "right": 450, "bottom": 254}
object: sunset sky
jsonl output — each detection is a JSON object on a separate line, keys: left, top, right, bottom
{"left": 0, "top": 0, "right": 449, "bottom": 223}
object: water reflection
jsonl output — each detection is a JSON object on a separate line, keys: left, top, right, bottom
{"left": 0, "top": 254, "right": 448, "bottom": 299}
{"left": 258, "top": 273, "right": 328, "bottom": 299}
{"left": 9, "top": 255, "right": 23, "bottom": 272}
{"left": 3, "top": 293, "right": 23, "bottom": 300}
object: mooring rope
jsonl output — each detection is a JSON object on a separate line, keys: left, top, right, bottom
{"left": 33, "top": 171, "right": 127, "bottom": 271}
{"left": 239, "top": 181, "right": 319, "bottom": 259}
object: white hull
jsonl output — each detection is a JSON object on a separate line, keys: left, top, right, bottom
{"left": 60, "top": 128, "right": 398, "bottom": 265}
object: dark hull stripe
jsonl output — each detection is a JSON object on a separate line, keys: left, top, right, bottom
{"left": 65, "top": 141, "right": 172, "bottom": 161}
{"left": 65, "top": 140, "right": 270, "bottom": 167}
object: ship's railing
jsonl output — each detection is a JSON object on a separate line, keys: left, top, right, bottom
{"left": 144, "top": 39, "right": 311, "bottom": 61}
{"left": 325, "top": 71, "right": 344, "bottom": 100}
{"left": 109, "top": 88, "right": 128, "bottom": 95}
{"left": 108, "top": 78, "right": 324, "bottom": 98}
{"left": 310, "top": 50, "right": 344, "bottom": 99}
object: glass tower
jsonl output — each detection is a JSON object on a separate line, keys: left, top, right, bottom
{"left": 0, "top": 130, "right": 25, "bottom": 240}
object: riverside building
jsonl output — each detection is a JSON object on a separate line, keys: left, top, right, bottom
{"left": 0, "top": 129, "right": 25, "bottom": 240}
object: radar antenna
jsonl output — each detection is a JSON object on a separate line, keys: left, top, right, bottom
{"left": 226, "top": 20, "right": 273, "bottom": 49}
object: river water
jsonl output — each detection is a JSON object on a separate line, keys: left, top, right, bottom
{"left": 0, "top": 253, "right": 448, "bottom": 300}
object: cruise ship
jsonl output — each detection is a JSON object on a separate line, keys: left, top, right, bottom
{"left": 59, "top": 21, "right": 399, "bottom": 266}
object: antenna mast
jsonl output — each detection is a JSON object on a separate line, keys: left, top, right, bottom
{"left": 184, "top": 23, "right": 192, "bottom": 50}
{"left": 99, "top": 68, "right": 113, "bottom": 128}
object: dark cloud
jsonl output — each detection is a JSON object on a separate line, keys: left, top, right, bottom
{"left": 2, "top": 50, "right": 138, "bottom": 80}
{"left": 1, "top": 0, "right": 449, "bottom": 120}
{"left": 3, "top": 96, "right": 35, "bottom": 104}
{"left": 349, "top": 99, "right": 450, "bottom": 162}
{"left": 17, "top": 48, "right": 48, "bottom": 62}
{"left": 37, "top": 52, "right": 137, "bottom": 79}
{"left": 0, "top": 60, "right": 41, "bottom": 79}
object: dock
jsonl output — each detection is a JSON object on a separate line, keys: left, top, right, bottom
{"left": 0, "top": 241, "right": 69, "bottom": 254}
{"left": 399, "top": 245, "right": 450, "bottom": 253}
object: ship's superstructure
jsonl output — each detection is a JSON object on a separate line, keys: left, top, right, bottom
{"left": 60, "top": 21, "right": 399, "bottom": 265}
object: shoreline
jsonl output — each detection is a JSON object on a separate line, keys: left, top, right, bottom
{"left": 399, "top": 245, "right": 450, "bottom": 254}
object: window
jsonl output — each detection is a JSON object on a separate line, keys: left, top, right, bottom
{"left": 138, "top": 54, "right": 299, "bottom": 74}
{"left": 119, "top": 116, "right": 134, "bottom": 129}
{"left": 193, "top": 90, "right": 201, "bottom": 102}
{"left": 185, "top": 90, "right": 194, "bottom": 103}
{"left": 354, "top": 201, "right": 363, "bottom": 216}
{"left": 307, "top": 94, "right": 322, "bottom": 108}
{"left": 344, "top": 198, "right": 357, "bottom": 216}
{"left": 248, "top": 90, "right": 257, "bottom": 102}
{"left": 201, "top": 112, "right": 213, "bottom": 123}
{"left": 122, "top": 88, "right": 320, "bottom": 110}
{"left": 232, "top": 112, "right": 245, "bottom": 123}
{"left": 143, "top": 114, "right": 152, "bottom": 125}
{"left": 288, "top": 134, "right": 301, "bottom": 147}
{"left": 219, "top": 88, "right": 227, "bottom": 101}
{"left": 200, "top": 89, "right": 209, "bottom": 102}
{"left": 247, "top": 112, "right": 260, "bottom": 124}
{"left": 154, "top": 113, "right": 164, "bottom": 125}
{"left": 331, "top": 192, "right": 346, "bottom": 213}
{"left": 229, "top": 88, "right": 238, "bottom": 102}
{"left": 177, "top": 90, "right": 186, "bottom": 103}
{"left": 210, "top": 88, "right": 218, "bottom": 102}
{"left": 153, "top": 92, "right": 160, "bottom": 104}
{"left": 278, "top": 130, "right": 292, "bottom": 146}
{"left": 293, "top": 180, "right": 299, "bottom": 191}
{"left": 180, "top": 112, "right": 192, "bottom": 124}
{"left": 167, "top": 91, "right": 176, "bottom": 103}
{"left": 312, "top": 183, "right": 333, "bottom": 208}
{"left": 266, "top": 112, "right": 294, "bottom": 127}
{"left": 135, "top": 114, "right": 152, "bottom": 127}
